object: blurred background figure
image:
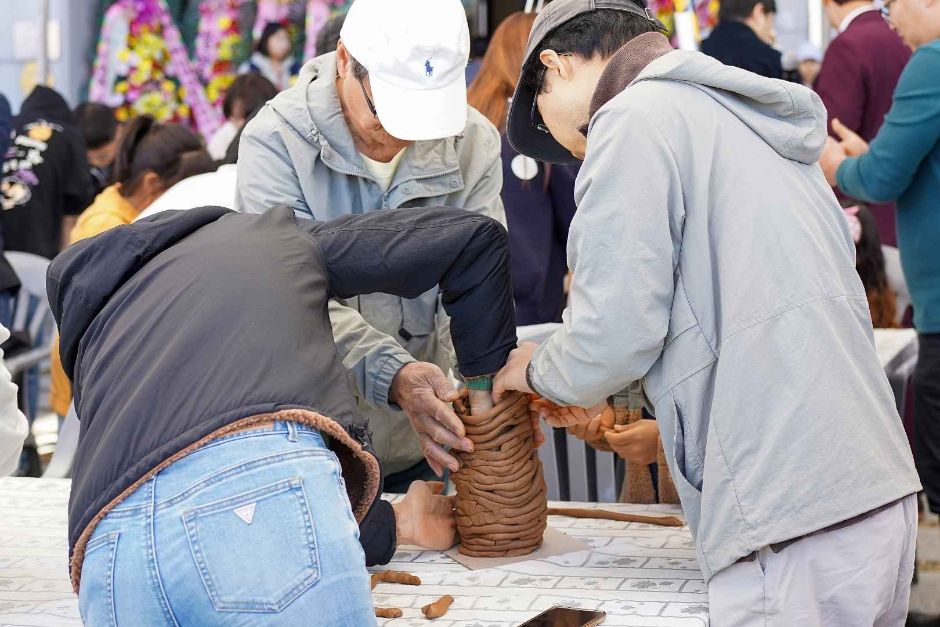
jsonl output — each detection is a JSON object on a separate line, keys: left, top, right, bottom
{"left": 0, "top": 86, "right": 95, "bottom": 259}
{"left": 0, "top": 322, "right": 28, "bottom": 477}
{"left": 0, "top": 93, "right": 12, "bottom": 159}
{"left": 73, "top": 103, "right": 123, "bottom": 197}
{"left": 814, "top": 0, "right": 910, "bottom": 246}
{"left": 314, "top": 14, "right": 346, "bottom": 56}
{"left": 49, "top": 115, "right": 215, "bottom": 421}
{"left": 239, "top": 21, "right": 301, "bottom": 90}
{"left": 207, "top": 73, "right": 277, "bottom": 161}
{"left": 782, "top": 41, "right": 822, "bottom": 86}
{"left": 845, "top": 203, "right": 899, "bottom": 329}
{"left": 701, "top": 0, "right": 784, "bottom": 78}
{"left": 467, "top": 11, "right": 578, "bottom": 326}
{"left": 138, "top": 106, "right": 267, "bottom": 221}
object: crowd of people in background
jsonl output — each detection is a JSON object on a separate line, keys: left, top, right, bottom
{"left": 0, "top": 0, "right": 939, "bottom": 621}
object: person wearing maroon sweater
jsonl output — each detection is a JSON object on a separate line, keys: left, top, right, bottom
{"left": 814, "top": 0, "right": 910, "bottom": 246}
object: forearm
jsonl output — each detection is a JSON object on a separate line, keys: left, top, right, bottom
{"left": 359, "top": 498, "right": 397, "bottom": 566}
{"left": 309, "top": 208, "right": 516, "bottom": 378}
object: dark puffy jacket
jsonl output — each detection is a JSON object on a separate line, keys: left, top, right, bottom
{"left": 48, "top": 205, "right": 516, "bottom": 589}
{"left": 499, "top": 136, "right": 578, "bottom": 325}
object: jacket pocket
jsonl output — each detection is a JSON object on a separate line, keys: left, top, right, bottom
{"left": 182, "top": 478, "right": 320, "bottom": 612}
{"left": 78, "top": 530, "right": 120, "bottom": 627}
{"left": 668, "top": 395, "right": 703, "bottom": 537}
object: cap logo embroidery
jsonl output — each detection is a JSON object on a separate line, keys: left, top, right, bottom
{"left": 425, "top": 58, "right": 434, "bottom": 79}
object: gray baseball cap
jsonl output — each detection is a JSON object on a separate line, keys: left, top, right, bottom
{"left": 507, "top": 0, "right": 666, "bottom": 164}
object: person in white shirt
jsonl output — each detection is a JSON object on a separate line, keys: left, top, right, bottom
{"left": 0, "top": 323, "right": 28, "bottom": 476}
{"left": 206, "top": 74, "right": 277, "bottom": 161}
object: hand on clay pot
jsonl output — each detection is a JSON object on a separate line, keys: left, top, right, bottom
{"left": 530, "top": 398, "right": 610, "bottom": 429}
{"left": 391, "top": 481, "right": 457, "bottom": 550}
{"left": 605, "top": 419, "right": 660, "bottom": 465}
{"left": 565, "top": 407, "right": 616, "bottom": 451}
{"left": 390, "top": 362, "right": 473, "bottom": 476}
{"left": 492, "top": 342, "right": 539, "bottom": 401}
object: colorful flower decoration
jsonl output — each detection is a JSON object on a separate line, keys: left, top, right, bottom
{"left": 194, "top": 0, "right": 243, "bottom": 126}
{"left": 90, "top": 0, "right": 221, "bottom": 136}
{"left": 649, "top": 0, "right": 719, "bottom": 43}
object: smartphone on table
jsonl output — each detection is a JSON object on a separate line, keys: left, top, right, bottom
{"left": 517, "top": 605, "right": 607, "bottom": 627}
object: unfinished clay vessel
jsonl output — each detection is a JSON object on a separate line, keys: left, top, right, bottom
{"left": 452, "top": 391, "right": 547, "bottom": 557}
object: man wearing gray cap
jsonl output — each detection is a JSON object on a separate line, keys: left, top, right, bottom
{"left": 236, "top": 0, "right": 504, "bottom": 490}
{"left": 493, "top": 0, "right": 921, "bottom": 623}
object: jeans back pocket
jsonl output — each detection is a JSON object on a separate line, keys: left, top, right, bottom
{"left": 78, "top": 530, "right": 120, "bottom": 627}
{"left": 182, "top": 477, "right": 320, "bottom": 612}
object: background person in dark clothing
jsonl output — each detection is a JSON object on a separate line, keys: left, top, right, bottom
{"left": 0, "top": 94, "right": 12, "bottom": 160}
{"left": 51, "top": 206, "right": 516, "bottom": 623}
{"left": 701, "top": 0, "right": 784, "bottom": 79}
{"left": 468, "top": 12, "right": 579, "bottom": 325}
{"left": 73, "top": 103, "right": 122, "bottom": 197}
{"left": 814, "top": 0, "right": 910, "bottom": 246}
{"left": 0, "top": 86, "right": 95, "bottom": 259}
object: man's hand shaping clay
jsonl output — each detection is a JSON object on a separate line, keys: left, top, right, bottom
{"left": 390, "top": 362, "right": 473, "bottom": 475}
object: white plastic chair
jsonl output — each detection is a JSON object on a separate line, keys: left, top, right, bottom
{"left": 42, "top": 403, "right": 79, "bottom": 479}
{"left": 4, "top": 252, "right": 55, "bottom": 421}
{"left": 882, "top": 245, "right": 910, "bottom": 326}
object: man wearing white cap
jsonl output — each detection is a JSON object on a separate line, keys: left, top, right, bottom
{"left": 236, "top": 0, "right": 505, "bottom": 491}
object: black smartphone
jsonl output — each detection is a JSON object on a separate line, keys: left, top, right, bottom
{"left": 517, "top": 605, "right": 607, "bottom": 627}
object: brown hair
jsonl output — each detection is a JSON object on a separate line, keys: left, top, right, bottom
{"left": 852, "top": 203, "right": 898, "bottom": 328}
{"left": 114, "top": 115, "right": 215, "bottom": 196}
{"left": 223, "top": 73, "right": 277, "bottom": 120}
{"left": 467, "top": 12, "right": 537, "bottom": 133}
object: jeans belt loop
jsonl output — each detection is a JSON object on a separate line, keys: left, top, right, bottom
{"left": 287, "top": 421, "right": 299, "bottom": 442}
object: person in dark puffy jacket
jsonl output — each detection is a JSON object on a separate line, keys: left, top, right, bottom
{"left": 50, "top": 205, "right": 516, "bottom": 625}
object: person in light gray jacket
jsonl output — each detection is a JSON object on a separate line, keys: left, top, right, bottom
{"left": 235, "top": 0, "right": 505, "bottom": 488}
{"left": 493, "top": 1, "right": 921, "bottom": 624}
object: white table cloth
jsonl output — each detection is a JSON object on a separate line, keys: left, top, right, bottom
{"left": 0, "top": 478, "right": 706, "bottom": 626}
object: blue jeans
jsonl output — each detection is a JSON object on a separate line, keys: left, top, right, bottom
{"left": 78, "top": 421, "right": 376, "bottom": 626}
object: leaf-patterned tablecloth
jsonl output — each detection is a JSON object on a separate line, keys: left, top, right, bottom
{"left": 0, "top": 478, "right": 707, "bottom": 626}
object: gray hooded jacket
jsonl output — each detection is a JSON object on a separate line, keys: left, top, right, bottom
{"left": 529, "top": 49, "right": 921, "bottom": 579}
{"left": 236, "top": 53, "right": 505, "bottom": 473}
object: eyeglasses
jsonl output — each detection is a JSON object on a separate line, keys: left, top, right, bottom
{"left": 357, "top": 76, "right": 378, "bottom": 118}
{"left": 531, "top": 66, "right": 550, "bottom": 135}
{"left": 880, "top": 0, "right": 897, "bottom": 19}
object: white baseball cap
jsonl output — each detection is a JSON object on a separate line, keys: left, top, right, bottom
{"left": 340, "top": 0, "right": 470, "bottom": 141}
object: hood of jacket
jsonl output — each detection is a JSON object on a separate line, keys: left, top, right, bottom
{"left": 47, "top": 206, "right": 230, "bottom": 380}
{"left": 16, "top": 85, "right": 74, "bottom": 127}
{"left": 591, "top": 43, "right": 827, "bottom": 165}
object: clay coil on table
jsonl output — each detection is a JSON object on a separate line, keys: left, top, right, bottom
{"left": 452, "top": 391, "right": 547, "bottom": 557}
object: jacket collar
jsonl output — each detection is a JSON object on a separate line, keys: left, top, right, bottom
{"left": 589, "top": 32, "right": 674, "bottom": 120}
{"left": 839, "top": 5, "right": 879, "bottom": 32}
{"left": 275, "top": 54, "right": 462, "bottom": 186}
